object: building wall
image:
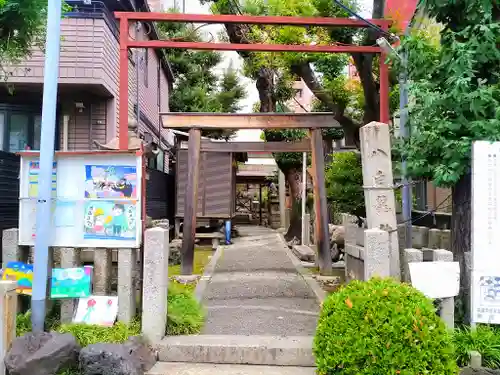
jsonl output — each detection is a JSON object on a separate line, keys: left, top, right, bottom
{"left": 426, "top": 181, "right": 452, "bottom": 213}
{"left": 287, "top": 80, "right": 314, "bottom": 113}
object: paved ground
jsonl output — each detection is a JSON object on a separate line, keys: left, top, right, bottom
{"left": 149, "top": 362, "right": 316, "bottom": 375}
{"left": 201, "top": 226, "right": 320, "bottom": 336}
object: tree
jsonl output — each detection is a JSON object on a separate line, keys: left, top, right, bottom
{"left": 0, "top": 0, "right": 69, "bottom": 81}
{"left": 398, "top": 0, "right": 500, "bottom": 322}
{"left": 158, "top": 14, "right": 246, "bottom": 139}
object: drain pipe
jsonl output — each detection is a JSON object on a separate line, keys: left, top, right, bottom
{"left": 135, "top": 22, "right": 141, "bottom": 129}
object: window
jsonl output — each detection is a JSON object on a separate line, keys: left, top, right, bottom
{"left": 0, "top": 107, "right": 44, "bottom": 153}
{"left": 8, "top": 114, "right": 29, "bottom": 152}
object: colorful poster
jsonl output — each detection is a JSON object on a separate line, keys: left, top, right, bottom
{"left": 50, "top": 266, "right": 92, "bottom": 298}
{"left": 83, "top": 201, "right": 136, "bottom": 240}
{"left": 85, "top": 165, "right": 137, "bottom": 199}
{"left": 28, "top": 161, "right": 57, "bottom": 198}
{"left": 73, "top": 296, "right": 118, "bottom": 326}
{"left": 2, "top": 262, "right": 33, "bottom": 295}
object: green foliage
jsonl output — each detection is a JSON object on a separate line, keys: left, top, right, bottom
{"left": 453, "top": 325, "right": 500, "bottom": 369}
{"left": 325, "top": 151, "right": 365, "bottom": 219}
{"left": 0, "top": 0, "right": 70, "bottom": 80}
{"left": 157, "top": 11, "right": 246, "bottom": 139}
{"left": 166, "top": 281, "right": 205, "bottom": 335}
{"left": 58, "top": 319, "right": 141, "bottom": 347}
{"left": 397, "top": 1, "right": 500, "bottom": 187}
{"left": 314, "top": 278, "right": 458, "bottom": 375}
{"left": 263, "top": 128, "right": 307, "bottom": 172}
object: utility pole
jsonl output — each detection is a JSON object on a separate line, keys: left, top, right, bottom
{"left": 31, "top": 0, "right": 62, "bottom": 332}
{"left": 400, "top": 48, "right": 412, "bottom": 250}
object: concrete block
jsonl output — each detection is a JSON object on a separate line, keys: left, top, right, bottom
{"left": 422, "top": 248, "right": 434, "bottom": 262}
{"left": 428, "top": 229, "right": 441, "bottom": 249}
{"left": 403, "top": 248, "right": 423, "bottom": 283}
{"left": 411, "top": 226, "right": 429, "bottom": 249}
{"left": 363, "top": 229, "right": 391, "bottom": 280}
{"left": 440, "top": 297, "right": 454, "bottom": 329}
{"left": 432, "top": 249, "right": 453, "bottom": 262}
{"left": 142, "top": 227, "right": 169, "bottom": 343}
{"left": 2, "top": 228, "right": 28, "bottom": 267}
{"left": 93, "top": 248, "right": 112, "bottom": 295}
{"left": 440, "top": 229, "right": 451, "bottom": 250}
{"left": 156, "top": 335, "right": 315, "bottom": 367}
{"left": 291, "top": 245, "right": 315, "bottom": 262}
{"left": 59, "top": 248, "right": 82, "bottom": 323}
{"left": 118, "top": 248, "right": 137, "bottom": 323}
{"left": 469, "top": 350, "right": 482, "bottom": 368}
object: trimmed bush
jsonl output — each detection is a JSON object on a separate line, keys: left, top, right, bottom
{"left": 314, "top": 278, "right": 458, "bottom": 375}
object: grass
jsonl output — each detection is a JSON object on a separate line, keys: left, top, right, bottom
{"left": 453, "top": 325, "right": 500, "bottom": 368}
{"left": 168, "top": 246, "right": 213, "bottom": 292}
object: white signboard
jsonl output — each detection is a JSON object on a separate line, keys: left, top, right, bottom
{"left": 409, "top": 261, "right": 460, "bottom": 299}
{"left": 73, "top": 296, "right": 118, "bottom": 326}
{"left": 471, "top": 141, "right": 500, "bottom": 324}
{"left": 19, "top": 152, "right": 143, "bottom": 248}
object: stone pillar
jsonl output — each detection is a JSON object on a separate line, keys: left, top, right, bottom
{"left": 279, "top": 171, "right": 286, "bottom": 230}
{"left": 440, "top": 229, "right": 451, "bottom": 250}
{"left": 359, "top": 122, "right": 400, "bottom": 279}
{"left": 0, "top": 281, "right": 17, "bottom": 375}
{"left": 303, "top": 213, "right": 311, "bottom": 246}
{"left": 431, "top": 249, "right": 454, "bottom": 329}
{"left": 142, "top": 227, "right": 169, "bottom": 342}
{"left": 364, "top": 229, "right": 391, "bottom": 280}
{"left": 174, "top": 218, "right": 181, "bottom": 239}
{"left": 93, "top": 248, "right": 112, "bottom": 295}
{"left": 118, "top": 248, "right": 137, "bottom": 323}
{"left": 59, "top": 248, "right": 82, "bottom": 323}
{"left": 403, "top": 248, "right": 423, "bottom": 283}
{"left": 2, "top": 229, "right": 28, "bottom": 268}
{"left": 428, "top": 229, "right": 441, "bottom": 249}
{"left": 284, "top": 208, "right": 291, "bottom": 230}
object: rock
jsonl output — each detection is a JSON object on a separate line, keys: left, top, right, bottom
{"left": 5, "top": 332, "right": 80, "bottom": 375}
{"left": 287, "top": 236, "right": 300, "bottom": 249}
{"left": 153, "top": 219, "right": 169, "bottom": 229}
{"left": 79, "top": 336, "right": 156, "bottom": 375}
{"left": 329, "top": 225, "right": 345, "bottom": 247}
{"left": 145, "top": 216, "right": 154, "bottom": 229}
{"left": 169, "top": 239, "right": 182, "bottom": 266}
{"left": 460, "top": 368, "right": 500, "bottom": 375}
{"left": 330, "top": 243, "right": 342, "bottom": 263}
{"left": 292, "top": 244, "right": 315, "bottom": 262}
{"left": 172, "top": 274, "right": 200, "bottom": 285}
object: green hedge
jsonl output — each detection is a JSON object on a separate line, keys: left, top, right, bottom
{"left": 314, "top": 278, "right": 457, "bottom": 375}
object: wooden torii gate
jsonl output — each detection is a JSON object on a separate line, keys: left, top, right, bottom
{"left": 114, "top": 12, "right": 392, "bottom": 275}
{"left": 162, "top": 112, "right": 338, "bottom": 274}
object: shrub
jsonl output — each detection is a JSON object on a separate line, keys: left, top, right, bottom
{"left": 453, "top": 325, "right": 500, "bottom": 369}
{"left": 167, "top": 282, "right": 205, "bottom": 335}
{"left": 314, "top": 278, "right": 458, "bottom": 375}
{"left": 325, "top": 152, "right": 365, "bottom": 221}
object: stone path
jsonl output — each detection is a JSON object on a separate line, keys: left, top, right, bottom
{"left": 201, "top": 226, "right": 320, "bottom": 336}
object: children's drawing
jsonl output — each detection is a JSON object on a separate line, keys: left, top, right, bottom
{"left": 84, "top": 165, "right": 137, "bottom": 199}
{"left": 73, "top": 296, "right": 118, "bottom": 326}
{"left": 2, "top": 262, "right": 33, "bottom": 295}
{"left": 50, "top": 266, "right": 92, "bottom": 298}
{"left": 28, "top": 161, "right": 57, "bottom": 198}
{"left": 84, "top": 201, "right": 136, "bottom": 240}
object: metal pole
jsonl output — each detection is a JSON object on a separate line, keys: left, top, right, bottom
{"left": 301, "top": 152, "right": 306, "bottom": 245}
{"left": 31, "top": 0, "right": 62, "bottom": 332}
{"left": 400, "top": 49, "right": 412, "bottom": 249}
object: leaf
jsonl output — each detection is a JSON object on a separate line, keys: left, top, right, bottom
{"left": 345, "top": 297, "right": 353, "bottom": 309}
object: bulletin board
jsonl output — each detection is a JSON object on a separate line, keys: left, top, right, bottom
{"left": 18, "top": 152, "right": 143, "bottom": 248}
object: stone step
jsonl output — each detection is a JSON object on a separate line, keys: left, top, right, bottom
{"left": 155, "top": 335, "right": 315, "bottom": 367}
{"left": 147, "top": 362, "right": 316, "bottom": 375}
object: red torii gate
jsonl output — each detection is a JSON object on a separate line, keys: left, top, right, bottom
{"left": 114, "top": 11, "right": 391, "bottom": 274}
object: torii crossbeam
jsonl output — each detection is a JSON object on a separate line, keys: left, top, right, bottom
{"left": 115, "top": 11, "right": 391, "bottom": 275}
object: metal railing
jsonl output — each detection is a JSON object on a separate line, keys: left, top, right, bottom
{"left": 64, "top": 0, "right": 120, "bottom": 40}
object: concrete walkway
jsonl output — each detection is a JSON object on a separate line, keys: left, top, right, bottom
{"left": 201, "top": 226, "right": 320, "bottom": 336}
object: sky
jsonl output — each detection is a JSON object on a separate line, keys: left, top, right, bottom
{"left": 162, "top": 0, "right": 374, "bottom": 142}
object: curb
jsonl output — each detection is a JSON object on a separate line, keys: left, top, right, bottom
{"left": 277, "top": 232, "right": 327, "bottom": 304}
{"left": 194, "top": 244, "right": 225, "bottom": 303}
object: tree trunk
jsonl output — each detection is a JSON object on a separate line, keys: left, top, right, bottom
{"left": 451, "top": 172, "right": 472, "bottom": 324}
{"left": 284, "top": 168, "right": 303, "bottom": 241}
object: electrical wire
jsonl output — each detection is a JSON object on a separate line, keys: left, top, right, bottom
{"left": 331, "top": 0, "right": 397, "bottom": 41}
